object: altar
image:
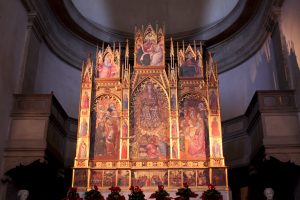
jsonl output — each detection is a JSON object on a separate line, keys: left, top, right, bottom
{"left": 72, "top": 25, "right": 228, "bottom": 197}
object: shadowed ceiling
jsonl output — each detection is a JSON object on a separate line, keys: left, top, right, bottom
{"left": 71, "top": 0, "right": 239, "bottom": 34}
{"left": 49, "top": 0, "right": 261, "bottom": 46}
{"left": 45, "top": 0, "right": 267, "bottom": 72}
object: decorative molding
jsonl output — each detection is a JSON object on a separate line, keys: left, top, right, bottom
{"left": 21, "top": 0, "right": 96, "bottom": 69}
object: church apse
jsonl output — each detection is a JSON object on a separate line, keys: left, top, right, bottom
{"left": 72, "top": 25, "right": 227, "bottom": 192}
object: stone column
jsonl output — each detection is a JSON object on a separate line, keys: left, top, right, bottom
{"left": 17, "top": 12, "right": 42, "bottom": 94}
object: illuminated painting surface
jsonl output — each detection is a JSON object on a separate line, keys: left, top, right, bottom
{"left": 96, "top": 45, "right": 120, "bottom": 79}
{"left": 130, "top": 79, "right": 169, "bottom": 160}
{"left": 73, "top": 25, "right": 227, "bottom": 190}
{"left": 131, "top": 170, "right": 168, "bottom": 187}
{"left": 179, "top": 51, "right": 200, "bottom": 77}
{"left": 179, "top": 96, "right": 208, "bottom": 160}
{"left": 91, "top": 96, "right": 120, "bottom": 160}
{"left": 135, "top": 25, "right": 164, "bottom": 67}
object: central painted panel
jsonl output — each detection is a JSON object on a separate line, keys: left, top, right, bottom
{"left": 130, "top": 79, "right": 170, "bottom": 160}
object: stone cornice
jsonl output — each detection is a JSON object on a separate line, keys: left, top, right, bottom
{"left": 62, "top": 0, "right": 132, "bottom": 42}
{"left": 22, "top": 0, "right": 96, "bottom": 68}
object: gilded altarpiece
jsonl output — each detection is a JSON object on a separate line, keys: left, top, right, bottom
{"left": 73, "top": 25, "right": 228, "bottom": 192}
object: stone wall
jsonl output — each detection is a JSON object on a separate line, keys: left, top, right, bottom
{"left": 222, "top": 90, "right": 300, "bottom": 167}
{"left": 1, "top": 94, "right": 77, "bottom": 199}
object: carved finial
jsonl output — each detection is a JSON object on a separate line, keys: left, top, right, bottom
{"left": 87, "top": 53, "right": 92, "bottom": 68}
{"left": 125, "top": 39, "right": 129, "bottom": 72}
{"left": 125, "top": 39, "right": 129, "bottom": 58}
{"left": 170, "top": 38, "right": 174, "bottom": 57}
{"left": 209, "top": 51, "right": 215, "bottom": 69}
{"left": 129, "top": 64, "right": 131, "bottom": 78}
{"left": 81, "top": 60, "right": 85, "bottom": 77}
{"left": 206, "top": 60, "right": 209, "bottom": 81}
{"left": 96, "top": 45, "right": 99, "bottom": 65}
{"left": 200, "top": 41, "right": 203, "bottom": 54}
{"left": 121, "top": 63, "right": 124, "bottom": 79}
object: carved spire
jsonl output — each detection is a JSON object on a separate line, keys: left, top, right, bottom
{"left": 170, "top": 38, "right": 174, "bottom": 57}
{"left": 125, "top": 39, "right": 129, "bottom": 71}
{"left": 123, "top": 40, "right": 130, "bottom": 86}
{"left": 125, "top": 39, "right": 129, "bottom": 59}
{"left": 198, "top": 45, "right": 204, "bottom": 78}
{"left": 81, "top": 60, "right": 85, "bottom": 80}
{"left": 170, "top": 38, "right": 174, "bottom": 70}
{"left": 200, "top": 41, "right": 203, "bottom": 54}
{"left": 215, "top": 63, "right": 219, "bottom": 79}
{"left": 208, "top": 51, "right": 213, "bottom": 77}
{"left": 207, "top": 51, "right": 218, "bottom": 86}
{"left": 205, "top": 60, "right": 209, "bottom": 82}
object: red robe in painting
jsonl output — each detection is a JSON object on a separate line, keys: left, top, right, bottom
{"left": 121, "top": 142, "right": 127, "bottom": 159}
{"left": 211, "top": 118, "right": 220, "bottom": 137}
